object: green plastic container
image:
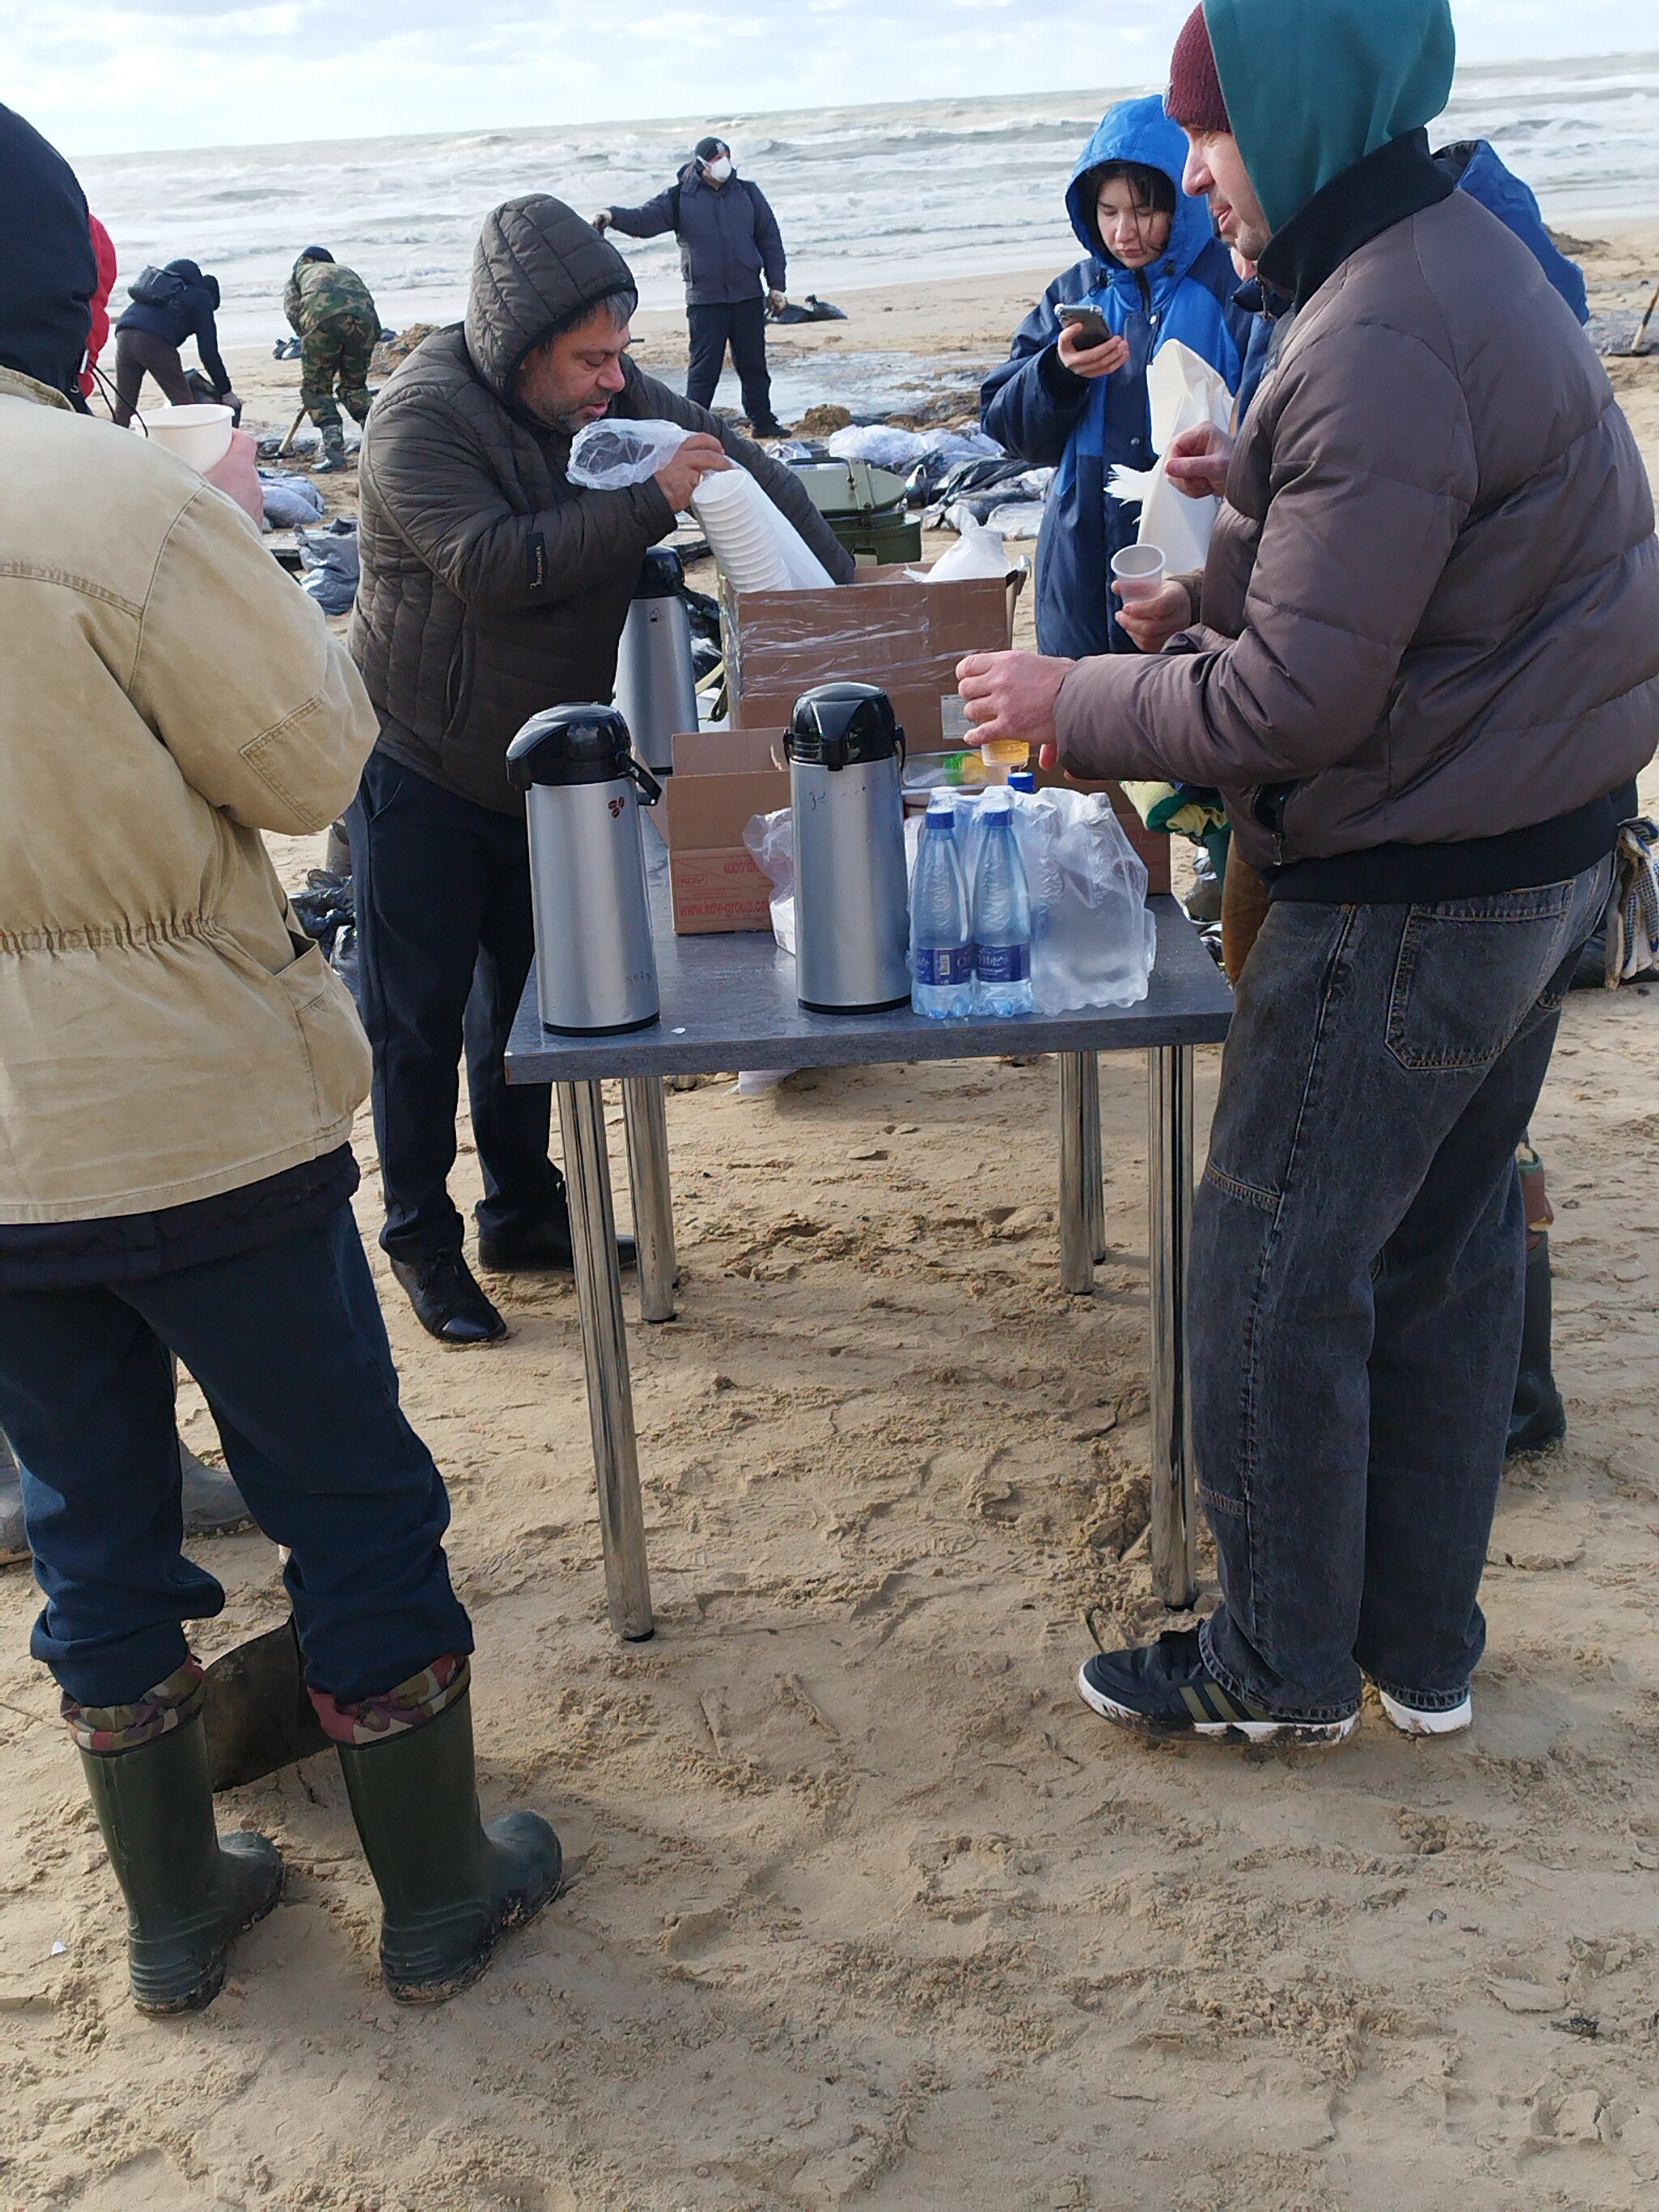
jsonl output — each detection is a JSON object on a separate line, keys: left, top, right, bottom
{"left": 790, "top": 458, "right": 923, "bottom": 566}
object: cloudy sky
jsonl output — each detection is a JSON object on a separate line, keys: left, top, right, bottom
{"left": 17, "top": 0, "right": 1657, "bottom": 157}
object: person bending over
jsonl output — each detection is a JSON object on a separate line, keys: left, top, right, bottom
{"left": 111, "top": 257, "right": 241, "bottom": 426}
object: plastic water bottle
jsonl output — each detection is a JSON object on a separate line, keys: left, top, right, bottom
{"left": 971, "top": 792, "right": 1034, "bottom": 1016}
{"left": 910, "top": 799, "right": 975, "bottom": 1018}
{"left": 1008, "top": 769, "right": 1037, "bottom": 793}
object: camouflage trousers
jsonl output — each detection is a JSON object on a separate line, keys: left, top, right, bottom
{"left": 301, "top": 310, "right": 377, "bottom": 429}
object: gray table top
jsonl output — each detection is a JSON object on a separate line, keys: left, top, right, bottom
{"left": 506, "top": 831, "right": 1232, "bottom": 1084}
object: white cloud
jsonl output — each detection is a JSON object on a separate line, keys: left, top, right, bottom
{"left": 12, "top": 0, "right": 1657, "bottom": 156}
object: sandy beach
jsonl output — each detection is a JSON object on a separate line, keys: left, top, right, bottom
{"left": 2, "top": 239, "right": 1658, "bottom": 2211}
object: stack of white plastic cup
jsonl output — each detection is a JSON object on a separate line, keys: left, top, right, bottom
{"left": 692, "top": 470, "right": 794, "bottom": 592}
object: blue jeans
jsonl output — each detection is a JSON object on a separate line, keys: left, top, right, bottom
{"left": 0, "top": 1205, "right": 472, "bottom": 1707}
{"left": 349, "top": 750, "right": 561, "bottom": 1263}
{"left": 1192, "top": 862, "right": 1610, "bottom": 1721}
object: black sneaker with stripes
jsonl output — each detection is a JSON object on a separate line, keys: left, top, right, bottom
{"left": 1077, "top": 1627, "right": 1358, "bottom": 1745}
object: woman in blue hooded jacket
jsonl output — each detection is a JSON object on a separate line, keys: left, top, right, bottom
{"left": 983, "top": 96, "right": 1248, "bottom": 658}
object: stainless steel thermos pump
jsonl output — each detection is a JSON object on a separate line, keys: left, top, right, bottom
{"left": 612, "top": 547, "right": 698, "bottom": 778}
{"left": 505, "top": 704, "right": 663, "bottom": 1035}
{"left": 786, "top": 681, "right": 911, "bottom": 1014}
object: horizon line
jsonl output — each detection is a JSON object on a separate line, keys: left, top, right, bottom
{"left": 68, "top": 46, "right": 1659, "bottom": 168}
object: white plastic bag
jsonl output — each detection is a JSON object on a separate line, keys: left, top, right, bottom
{"left": 568, "top": 417, "right": 691, "bottom": 489}
{"left": 1107, "top": 338, "right": 1235, "bottom": 575}
{"left": 825, "top": 424, "right": 929, "bottom": 470}
{"left": 743, "top": 806, "right": 796, "bottom": 953}
{"left": 914, "top": 512, "right": 1013, "bottom": 582}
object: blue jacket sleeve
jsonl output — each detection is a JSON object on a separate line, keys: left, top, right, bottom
{"left": 606, "top": 187, "right": 680, "bottom": 240}
{"left": 981, "top": 282, "right": 1092, "bottom": 467}
{"left": 191, "top": 302, "right": 232, "bottom": 396}
{"left": 746, "top": 184, "right": 787, "bottom": 293}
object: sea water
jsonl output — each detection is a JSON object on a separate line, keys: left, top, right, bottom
{"left": 75, "top": 56, "right": 1659, "bottom": 358}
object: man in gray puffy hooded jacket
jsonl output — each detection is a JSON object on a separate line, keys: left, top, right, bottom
{"left": 957, "top": 1, "right": 1658, "bottom": 1750}
{"left": 349, "top": 195, "right": 849, "bottom": 1348}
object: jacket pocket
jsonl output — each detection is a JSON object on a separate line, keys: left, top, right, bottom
{"left": 442, "top": 624, "right": 476, "bottom": 740}
{"left": 1385, "top": 885, "right": 1576, "bottom": 1073}
{"left": 275, "top": 939, "right": 372, "bottom": 1133}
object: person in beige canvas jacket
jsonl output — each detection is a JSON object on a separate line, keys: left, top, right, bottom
{"left": 0, "top": 138, "right": 561, "bottom": 2020}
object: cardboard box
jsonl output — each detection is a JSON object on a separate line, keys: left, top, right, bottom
{"left": 661, "top": 727, "right": 790, "bottom": 935}
{"left": 723, "top": 566, "right": 1020, "bottom": 752}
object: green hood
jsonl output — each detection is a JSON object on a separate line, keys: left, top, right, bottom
{"left": 1204, "top": 0, "right": 1456, "bottom": 235}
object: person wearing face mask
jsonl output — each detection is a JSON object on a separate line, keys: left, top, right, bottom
{"left": 595, "top": 138, "right": 790, "bottom": 437}
{"left": 348, "top": 196, "right": 850, "bottom": 1345}
{"left": 981, "top": 96, "right": 1248, "bottom": 661}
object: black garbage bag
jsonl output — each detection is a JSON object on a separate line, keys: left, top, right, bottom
{"left": 768, "top": 293, "right": 848, "bottom": 325}
{"left": 290, "top": 867, "right": 362, "bottom": 1004}
{"left": 906, "top": 452, "right": 1030, "bottom": 512}
{"left": 297, "top": 517, "right": 360, "bottom": 614}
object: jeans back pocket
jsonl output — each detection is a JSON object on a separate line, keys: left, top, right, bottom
{"left": 1385, "top": 885, "right": 1574, "bottom": 1073}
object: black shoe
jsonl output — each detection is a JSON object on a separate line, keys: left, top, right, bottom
{"left": 747, "top": 418, "right": 787, "bottom": 440}
{"left": 1077, "top": 1627, "right": 1358, "bottom": 1746}
{"left": 476, "top": 1200, "right": 636, "bottom": 1276}
{"left": 390, "top": 1252, "right": 506, "bottom": 1345}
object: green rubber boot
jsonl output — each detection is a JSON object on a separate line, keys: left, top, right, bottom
{"left": 313, "top": 421, "right": 348, "bottom": 474}
{"left": 336, "top": 1688, "right": 562, "bottom": 2004}
{"left": 79, "top": 1712, "right": 284, "bottom": 2014}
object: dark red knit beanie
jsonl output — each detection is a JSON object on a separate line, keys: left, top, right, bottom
{"left": 1167, "top": 4, "right": 1231, "bottom": 134}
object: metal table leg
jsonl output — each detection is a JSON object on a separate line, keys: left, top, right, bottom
{"left": 621, "top": 1076, "right": 677, "bottom": 1324}
{"left": 1058, "top": 1051, "right": 1094, "bottom": 1294}
{"left": 1147, "top": 1045, "right": 1199, "bottom": 1609}
{"left": 1081, "top": 1051, "right": 1107, "bottom": 1263}
{"left": 556, "top": 1080, "right": 654, "bottom": 1640}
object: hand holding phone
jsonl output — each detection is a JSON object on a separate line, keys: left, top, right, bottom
{"left": 1057, "top": 309, "right": 1129, "bottom": 380}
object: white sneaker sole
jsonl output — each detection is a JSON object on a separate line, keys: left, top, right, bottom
{"left": 1077, "top": 1664, "right": 1358, "bottom": 1745}
{"left": 1378, "top": 1688, "right": 1472, "bottom": 1737}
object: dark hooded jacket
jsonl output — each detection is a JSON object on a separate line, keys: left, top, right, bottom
{"left": 605, "top": 164, "right": 785, "bottom": 306}
{"left": 1056, "top": 0, "right": 1658, "bottom": 898}
{"left": 980, "top": 97, "right": 1247, "bottom": 660}
{"left": 115, "top": 259, "right": 232, "bottom": 396}
{"left": 351, "top": 194, "right": 850, "bottom": 816}
{"left": 0, "top": 104, "right": 96, "bottom": 404}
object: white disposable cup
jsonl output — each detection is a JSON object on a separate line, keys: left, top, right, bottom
{"left": 1111, "top": 543, "right": 1166, "bottom": 603}
{"left": 133, "top": 402, "right": 233, "bottom": 472}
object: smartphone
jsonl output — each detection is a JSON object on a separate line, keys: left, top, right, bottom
{"left": 1058, "top": 305, "right": 1111, "bottom": 349}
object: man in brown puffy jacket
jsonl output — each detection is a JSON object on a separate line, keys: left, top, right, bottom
{"left": 350, "top": 194, "right": 851, "bottom": 1346}
{"left": 959, "top": 0, "right": 1659, "bottom": 1747}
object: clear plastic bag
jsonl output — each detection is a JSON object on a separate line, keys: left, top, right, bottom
{"left": 743, "top": 806, "right": 796, "bottom": 953}
{"left": 1013, "top": 787, "right": 1155, "bottom": 1011}
{"left": 567, "top": 417, "right": 691, "bottom": 489}
{"left": 907, "top": 788, "right": 1154, "bottom": 1011}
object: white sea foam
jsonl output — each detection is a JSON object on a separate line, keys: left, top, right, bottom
{"left": 74, "top": 58, "right": 1659, "bottom": 352}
